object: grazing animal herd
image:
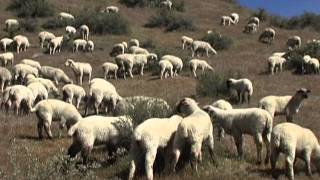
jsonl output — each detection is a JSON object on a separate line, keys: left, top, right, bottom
{"left": 0, "top": 1, "right": 320, "bottom": 180}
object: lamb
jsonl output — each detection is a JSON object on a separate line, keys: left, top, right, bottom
{"left": 203, "top": 106, "right": 273, "bottom": 164}
{"left": 230, "top": 13, "right": 239, "bottom": 24}
{"left": 72, "top": 39, "right": 87, "bottom": 52}
{"left": 159, "top": 59, "right": 173, "bottom": 79}
{"left": 40, "top": 66, "right": 73, "bottom": 85}
{"left": 191, "top": 40, "right": 217, "bottom": 57}
{"left": 67, "top": 115, "right": 133, "bottom": 163}
{"left": 26, "top": 75, "right": 59, "bottom": 96}
{"left": 62, "top": 84, "right": 86, "bottom": 109}
{"left": 12, "top": 64, "right": 39, "bottom": 84}
{"left": 65, "top": 59, "right": 92, "bottom": 85}
{"left": 189, "top": 59, "right": 214, "bottom": 77}
{"left": 27, "top": 82, "right": 48, "bottom": 102}
{"left": 65, "top": 26, "right": 76, "bottom": 35}
{"left": 226, "top": 78, "right": 253, "bottom": 104}
{"left": 0, "top": 38, "right": 13, "bottom": 52}
{"left": 267, "top": 55, "right": 286, "bottom": 75}
{"left": 302, "top": 55, "right": 319, "bottom": 74}
{"left": 0, "top": 67, "right": 12, "bottom": 92}
{"left": 161, "top": 55, "right": 183, "bottom": 76}
{"left": 48, "top": 36, "right": 64, "bottom": 55}
{"left": 105, "top": 6, "right": 119, "bottom": 13}
{"left": 259, "top": 28, "right": 276, "bottom": 44}
{"left": 221, "top": 16, "right": 235, "bottom": 26}
{"left": 128, "top": 39, "right": 139, "bottom": 47}
{"left": 6, "top": 85, "right": 35, "bottom": 115}
{"left": 171, "top": 98, "right": 214, "bottom": 174}
{"left": 21, "top": 59, "right": 41, "bottom": 70}
{"left": 181, "top": 36, "right": 193, "bottom": 50}
{"left": 128, "top": 46, "right": 149, "bottom": 55}
{"left": 102, "top": 62, "right": 118, "bottom": 80}
{"left": 58, "top": 12, "right": 75, "bottom": 21}
{"left": 270, "top": 123, "right": 320, "bottom": 180}
{"left": 110, "top": 42, "right": 128, "bottom": 57}
{"left": 248, "top": 16, "right": 260, "bottom": 28}
{"left": 243, "top": 23, "right": 258, "bottom": 33}
{"left": 30, "top": 99, "right": 82, "bottom": 139}
{"left": 287, "top": 36, "right": 301, "bottom": 50}
{"left": 38, "top": 31, "right": 55, "bottom": 48}
{"left": 87, "top": 40, "right": 94, "bottom": 52}
{"left": 258, "top": 88, "right": 311, "bottom": 122}
{"left": 5, "top": 19, "right": 19, "bottom": 31}
{"left": 0, "top": 52, "right": 14, "bottom": 66}
{"left": 80, "top": 25, "right": 89, "bottom": 41}
{"left": 128, "top": 115, "right": 183, "bottom": 180}
{"left": 307, "top": 57, "right": 320, "bottom": 74}
{"left": 160, "top": 0, "right": 173, "bottom": 10}
{"left": 13, "top": 35, "right": 30, "bottom": 54}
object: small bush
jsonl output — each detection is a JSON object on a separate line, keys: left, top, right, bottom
{"left": 119, "top": 0, "right": 147, "bottom": 7}
{"left": 42, "top": 18, "right": 73, "bottom": 29}
{"left": 20, "top": 18, "right": 39, "bottom": 32}
{"left": 201, "top": 32, "right": 233, "bottom": 51}
{"left": 7, "top": 0, "right": 55, "bottom": 18}
{"left": 141, "top": 38, "right": 156, "bottom": 49}
{"left": 252, "top": 8, "right": 268, "bottom": 22}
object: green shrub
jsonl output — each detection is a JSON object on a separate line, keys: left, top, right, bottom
{"left": 201, "top": 32, "right": 233, "bottom": 51}
{"left": 20, "top": 18, "right": 39, "bottom": 32}
{"left": 42, "top": 18, "right": 73, "bottom": 29}
{"left": 252, "top": 8, "right": 268, "bottom": 22}
{"left": 7, "top": 0, "right": 55, "bottom": 18}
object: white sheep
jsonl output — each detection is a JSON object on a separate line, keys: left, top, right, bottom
{"left": 48, "top": 36, "right": 64, "bottom": 55}
{"left": 159, "top": 59, "right": 173, "bottom": 79}
{"left": 6, "top": 85, "right": 35, "bottom": 115}
{"left": 221, "top": 16, "right": 235, "bottom": 26}
{"left": 203, "top": 106, "right": 273, "bottom": 164}
{"left": 128, "top": 39, "right": 139, "bottom": 47}
{"left": 308, "top": 57, "right": 320, "bottom": 74}
{"left": 191, "top": 40, "right": 217, "bottom": 57}
{"left": 271, "top": 52, "right": 286, "bottom": 57}
{"left": 181, "top": 35, "right": 193, "bottom": 50}
{"left": 30, "top": 99, "right": 82, "bottom": 139}
{"left": 171, "top": 98, "right": 214, "bottom": 174}
{"left": 248, "top": 16, "right": 260, "bottom": 28}
{"left": 0, "top": 67, "right": 12, "bottom": 92}
{"left": 65, "top": 59, "right": 92, "bottom": 85}
{"left": 80, "top": 25, "right": 89, "bottom": 41}
{"left": 303, "top": 55, "right": 319, "bottom": 74}
{"left": 128, "top": 46, "right": 149, "bottom": 54}
{"left": 26, "top": 75, "right": 59, "bottom": 96}
{"left": 105, "top": 6, "right": 119, "bottom": 13}
{"left": 12, "top": 64, "right": 39, "bottom": 84}
{"left": 287, "top": 36, "right": 301, "bottom": 50}
{"left": 0, "top": 38, "right": 13, "bottom": 52}
{"left": 189, "top": 59, "right": 214, "bottom": 77}
{"left": 58, "top": 12, "right": 75, "bottom": 21}
{"left": 102, "top": 62, "right": 118, "bottom": 80}
{"left": 38, "top": 31, "right": 56, "bottom": 48}
{"left": 230, "top": 13, "right": 239, "bottom": 24}
{"left": 62, "top": 84, "right": 86, "bottom": 109}
{"left": 13, "top": 35, "right": 30, "bottom": 54}
{"left": 128, "top": 115, "right": 183, "bottom": 180}
{"left": 243, "top": 23, "right": 257, "bottom": 33}
{"left": 161, "top": 55, "right": 183, "bottom": 76}
{"left": 5, "top": 19, "right": 19, "bottom": 31}
{"left": 87, "top": 40, "right": 94, "bottom": 52}
{"left": 21, "top": 59, "right": 41, "bottom": 70}
{"left": 270, "top": 123, "right": 320, "bottom": 180}
{"left": 160, "top": 0, "right": 173, "bottom": 10}
{"left": 67, "top": 115, "right": 133, "bottom": 163}
{"left": 110, "top": 42, "right": 128, "bottom": 56}
{"left": 27, "top": 82, "right": 48, "bottom": 102}
{"left": 0, "top": 52, "right": 14, "bottom": 66}
{"left": 40, "top": 66, "right": 73, "bottom": 85}
{"left": 65, "top": 26, "right": 76, "bottom": 35}
{"left": 267, "top": 55, "right": 286, "bottom": 75}
{"left": 259, "top": 28, "right": 276, "bottom": 44}
{"left": 226, "top": 78, "right": 253, "bottom": 104}
{"left": 72, "top": 39, "right": 87, "bottom": 52}
{"left": 258, "top": 88, "right": 311, "bottom": 122}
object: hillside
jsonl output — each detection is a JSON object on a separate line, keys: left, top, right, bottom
{"left": 0, "top": 0, "right": 320, "bottom": 179}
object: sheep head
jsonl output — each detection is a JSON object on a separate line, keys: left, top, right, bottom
{"left": 296, "top": 88, "right": 311, "bottom": 98}
{"left": 176, "top": 97, "right": 199, "bottom": 116}
{"left": 65, "top": 59, "right": 74, "bottom": 67}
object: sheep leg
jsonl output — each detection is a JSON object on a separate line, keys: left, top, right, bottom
{"left": 190, "top": 142, "right": 202, "bottom": 176}
{"left": 81, "top": 145, "right": 93, "bottom": 164}
{"left": 0, "top": 81, "right": 4, "bottom": 93}
{"left": 302, "top": 150, "right": 312, "bottom": 176}
{"left": 43, "top": 122, "right": 53, "bottom": 139}
{"left": 262, "top": 133, "right": 271, "bottom": 164}
{"left": 140, "top": 64, "right": 144, "bottom": 76}
{"left": 145, "top": 148, "right": 157, "bottom": 180}
{"left": 171, "top": 136, "right": 183, "bottom": 172}
{"left": 207, "top": 134, "right": 215, "bottom": 163}
{"left": 285, "top": 154, "right": 295, "bottom": 180}
{"left": 160, "top": 68, "right": 165, "bottom": 79}
{"left": 234, "top": 134, "right": 243, "bottom": 158}
{"left": 68, "top": 141, "right": 81, "bottom": 158}
{"left": 76, "top": 97, "right": 81, "bottom": 109}
{"left": 37, "top": 121, "right": 44, "bottom": 139}
{"left": 237, "top": 91, "right": 241, "bottom": 104}
{"left": 79, "top": 73, "right": 83, "bottom": 86}
{"left": 88, "top": 73, "right": 91, "bottom": 84}
{"left": 270, "top": 149, "right": 280, "bottom": 176}
{"left": 254, "top": 134, "right": 263, "bottom": 164}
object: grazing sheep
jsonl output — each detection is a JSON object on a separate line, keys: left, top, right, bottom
{"left": 230, "top": 13, "right": 239, "bottom": 24}
{"left": 38, "top": 31, "right": 55, "bottom": 48}
{"left": 0, "top": 67, "right": 12, "bottom": 92}
{"left": 0, "top": 38, "right": 13, "bottom": 52}
{"left": 203, "top": 106, "right": 272, "bottom": 164}
{"left": 258, "top": 88, "right": 311, "bottom": 122}
{"left": 110, "top": 42, "right": 128, "bottom": 57}
{"left": 128, "top": 115, "right": 183, "bottom": 180}
{"left": 102, "top": 62, "right": 118, "bottom": 80}
{"left": 272, "top": 52, "right": 286, "bottom": 58}
{"left": 62, "top": 84, "right": 86, "bottom": 109}
{"left": 65, "top": 26, "right": 76, "bottom": 35}
{"left": 181, "top": 36, "right": 193, "bottom": 50}
{"left": 65, "top": 59, "right": 92, "bottom": 85}
{"left": 87, "top": 40, "right": 94, "bottom": 52}
{"left": 270, "top": 123, "right": 320, "bottom": 180}
{"left": 221, "top": 16, "right": 234, "bottom": 26}
{"left": 243, "top": 23, "right": 258, "bottom": 33}
{"left": 248, "top": 16, "right": 260, "bottom": 28}
{"left": 7, "top": 85, "right": 35, "bottom": 115}
{"left": 72, "top": 39, "right": 87, "bottom": 52}
{"left": 128, "top": 46, "right": 149, "bottom": 55}
{"left": 128, "top": 39, "right": 139, "bottom": 47}
{"left": 58, "top": 12, "right": 75, "bottom": 21}
{"left": 5, "top": 19, "right": 19, "bottom": 31}
{"left": 159, "top": 59, "right": 173, "bottom": 79}
{"left": 287, "top": 36, "right": 301, "bottom": 50}
{"left": 12, "top": 64, "right": 39, "bottom": 84}
{"left": 13, "top": 35, "right": 30, "bottom": 54}
{"left": 226, "top": 78, "right": 253, "bottom": 104}
{"left": 67, "top": 115, "right": 133, "bottom": 164}
{"left": 21, "top": 59, "right": 41, "bottom": 70}
{"left": 27, "top": 82, "right": 48, "bottom": 102}
{"left": 267, "top": 55, "right": 287, "bottom": 75}
{"left": 105, "top": 6, "right": 119, "bottom": 13}
{"left": 259, "top": 28, "right": 276, "bottom": 44}
{"left": 30, "top": 99, "right": 82, "bottom": 139}
{"left": 161, "top": 55, "right": 183, "bottom": 76}
{"left": 0, "top": 52, "right": 14, "bottom": 66}
{"left": 26, "top": 75, "right": 59, "bottom": 96}
{"left": 48, "top": 36, "right": 64, "bottom": 55}
{"left": 80, "top": 25, "right": 89, "bottom": 41}
{"left": 160, "top": 0, "right": 173, "bottom": 10}
{"left": 40, "top": 66, "right": 73, "bottom": 85}
{"left": 191, "top": 40, "right": 217, "bottom": 57}
{"left": 302, "top": 55, "right": 319, "bottom": 74}
{"left": 171, "top": 98, "right": 214, "bottom": 174}
{"left": 308, "top": 57, "right": 320, "bottom": 74}
{"left": 189, "top": 59, "right": 214, "bottom": 77}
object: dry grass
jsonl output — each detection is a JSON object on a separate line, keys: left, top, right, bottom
{"left": 0, "top": 0, "right": 320, "bottom": 179}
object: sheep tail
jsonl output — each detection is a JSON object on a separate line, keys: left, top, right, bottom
{"left": 263, "top": 114, "right": 273, "bottom": 137}
{"left": 67, "top": 122, "right": 79, "bottom": 137}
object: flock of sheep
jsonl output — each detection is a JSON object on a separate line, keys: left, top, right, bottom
{"left": 0, "top": 1, "right": 320, "bottom": 180}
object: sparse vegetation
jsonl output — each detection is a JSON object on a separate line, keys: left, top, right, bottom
{"left": 7, "top": 0, "right": 55, "bottom": 18}
{"left": 251, "top": 8, "right": 268, "bottom": 22}
{"left": 20, "top": 18, "right": 39, "bottom": 32}
{"left": 42, "top": 18, "right": 73, "bottom": 29}
{"left": 202, "top": 32, "right": 233, "bottom": 51}
{"left": 120, "top": 0, "right": 185, "bottom": 12}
